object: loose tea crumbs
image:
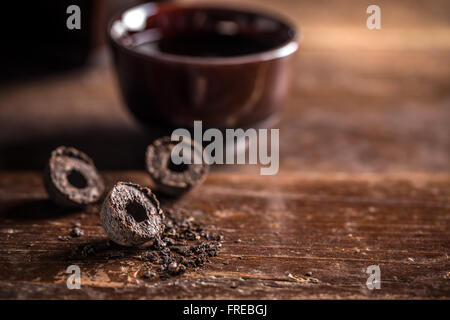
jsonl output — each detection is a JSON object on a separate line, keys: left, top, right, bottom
{"left": 136, "top": 208, "right": 222, "bottom": 279}
{"left": 58, "top": 223, "right": 85, "bottom": 241}
{"left": 72, "top": 207, "right": 222, "bottom": 280}
{"left": 142, "top": 270, "right": 157, "bottom": 279}
{"left": 71, "top": 226, "right": 84, "bottom": 237}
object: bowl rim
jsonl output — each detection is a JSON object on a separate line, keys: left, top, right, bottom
{"left": 107, "top": 2, "right": 300, "bottom": 65}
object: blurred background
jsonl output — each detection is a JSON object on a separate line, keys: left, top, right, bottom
{"left": 0, "top": 0, "right": 449, "bottom": 173}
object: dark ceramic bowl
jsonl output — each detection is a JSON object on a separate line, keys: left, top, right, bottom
{"left": 108, "top": 2, "right": 298, "bottom": 130}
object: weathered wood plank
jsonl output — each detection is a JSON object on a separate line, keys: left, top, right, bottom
{"left": 0, "top": 0, "right": 449, "bottom": 299}
{"left": 0, "top": 172, "right": 448, "bottom": 299}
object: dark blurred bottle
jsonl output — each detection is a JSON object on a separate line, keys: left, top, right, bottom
{"left": 0, "top": 1, "right": 105, "bottom": 74}
{"left": 0, "top": 0, "right": 154, "bottom": 78}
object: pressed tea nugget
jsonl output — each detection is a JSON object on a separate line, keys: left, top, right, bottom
{"left": 100, "top": 182, "right": 164, "bottom": 246}
{"left": 145, "top": 136, "right": 209, "bottom": 196}
{"left": 44, "top": 146, "right": 105, "bottom": 207}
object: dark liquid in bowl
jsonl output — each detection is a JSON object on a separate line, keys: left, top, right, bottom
{"left": 135, "top": 34, "right": 275, "bottom": 57}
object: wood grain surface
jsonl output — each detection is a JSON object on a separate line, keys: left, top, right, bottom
{"left": 0, "top": 172, "right": 449, "bottom": 299}
{"left": 0, "top": 0, "right": 449, "bottom": 299}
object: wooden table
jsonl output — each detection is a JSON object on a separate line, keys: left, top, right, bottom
{"left": 0, "top": 0, "right": 449, "bottom": 299}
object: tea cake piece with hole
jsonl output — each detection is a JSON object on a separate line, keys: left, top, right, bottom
{"left": 145, "top": 136, "right": 209, "bottom": 197}
{"left": 44, "top": 146, "right": 105, "bottom": 207}
{"left": 100, "top": 182, "right": 164, "bottom": 246}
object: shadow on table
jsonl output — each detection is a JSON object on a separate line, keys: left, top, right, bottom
{"left": 0, "top": 126, "right": 165, "bottom": 171}
{"left": 0, "top": 199, "right": 82, "bottom": 220}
